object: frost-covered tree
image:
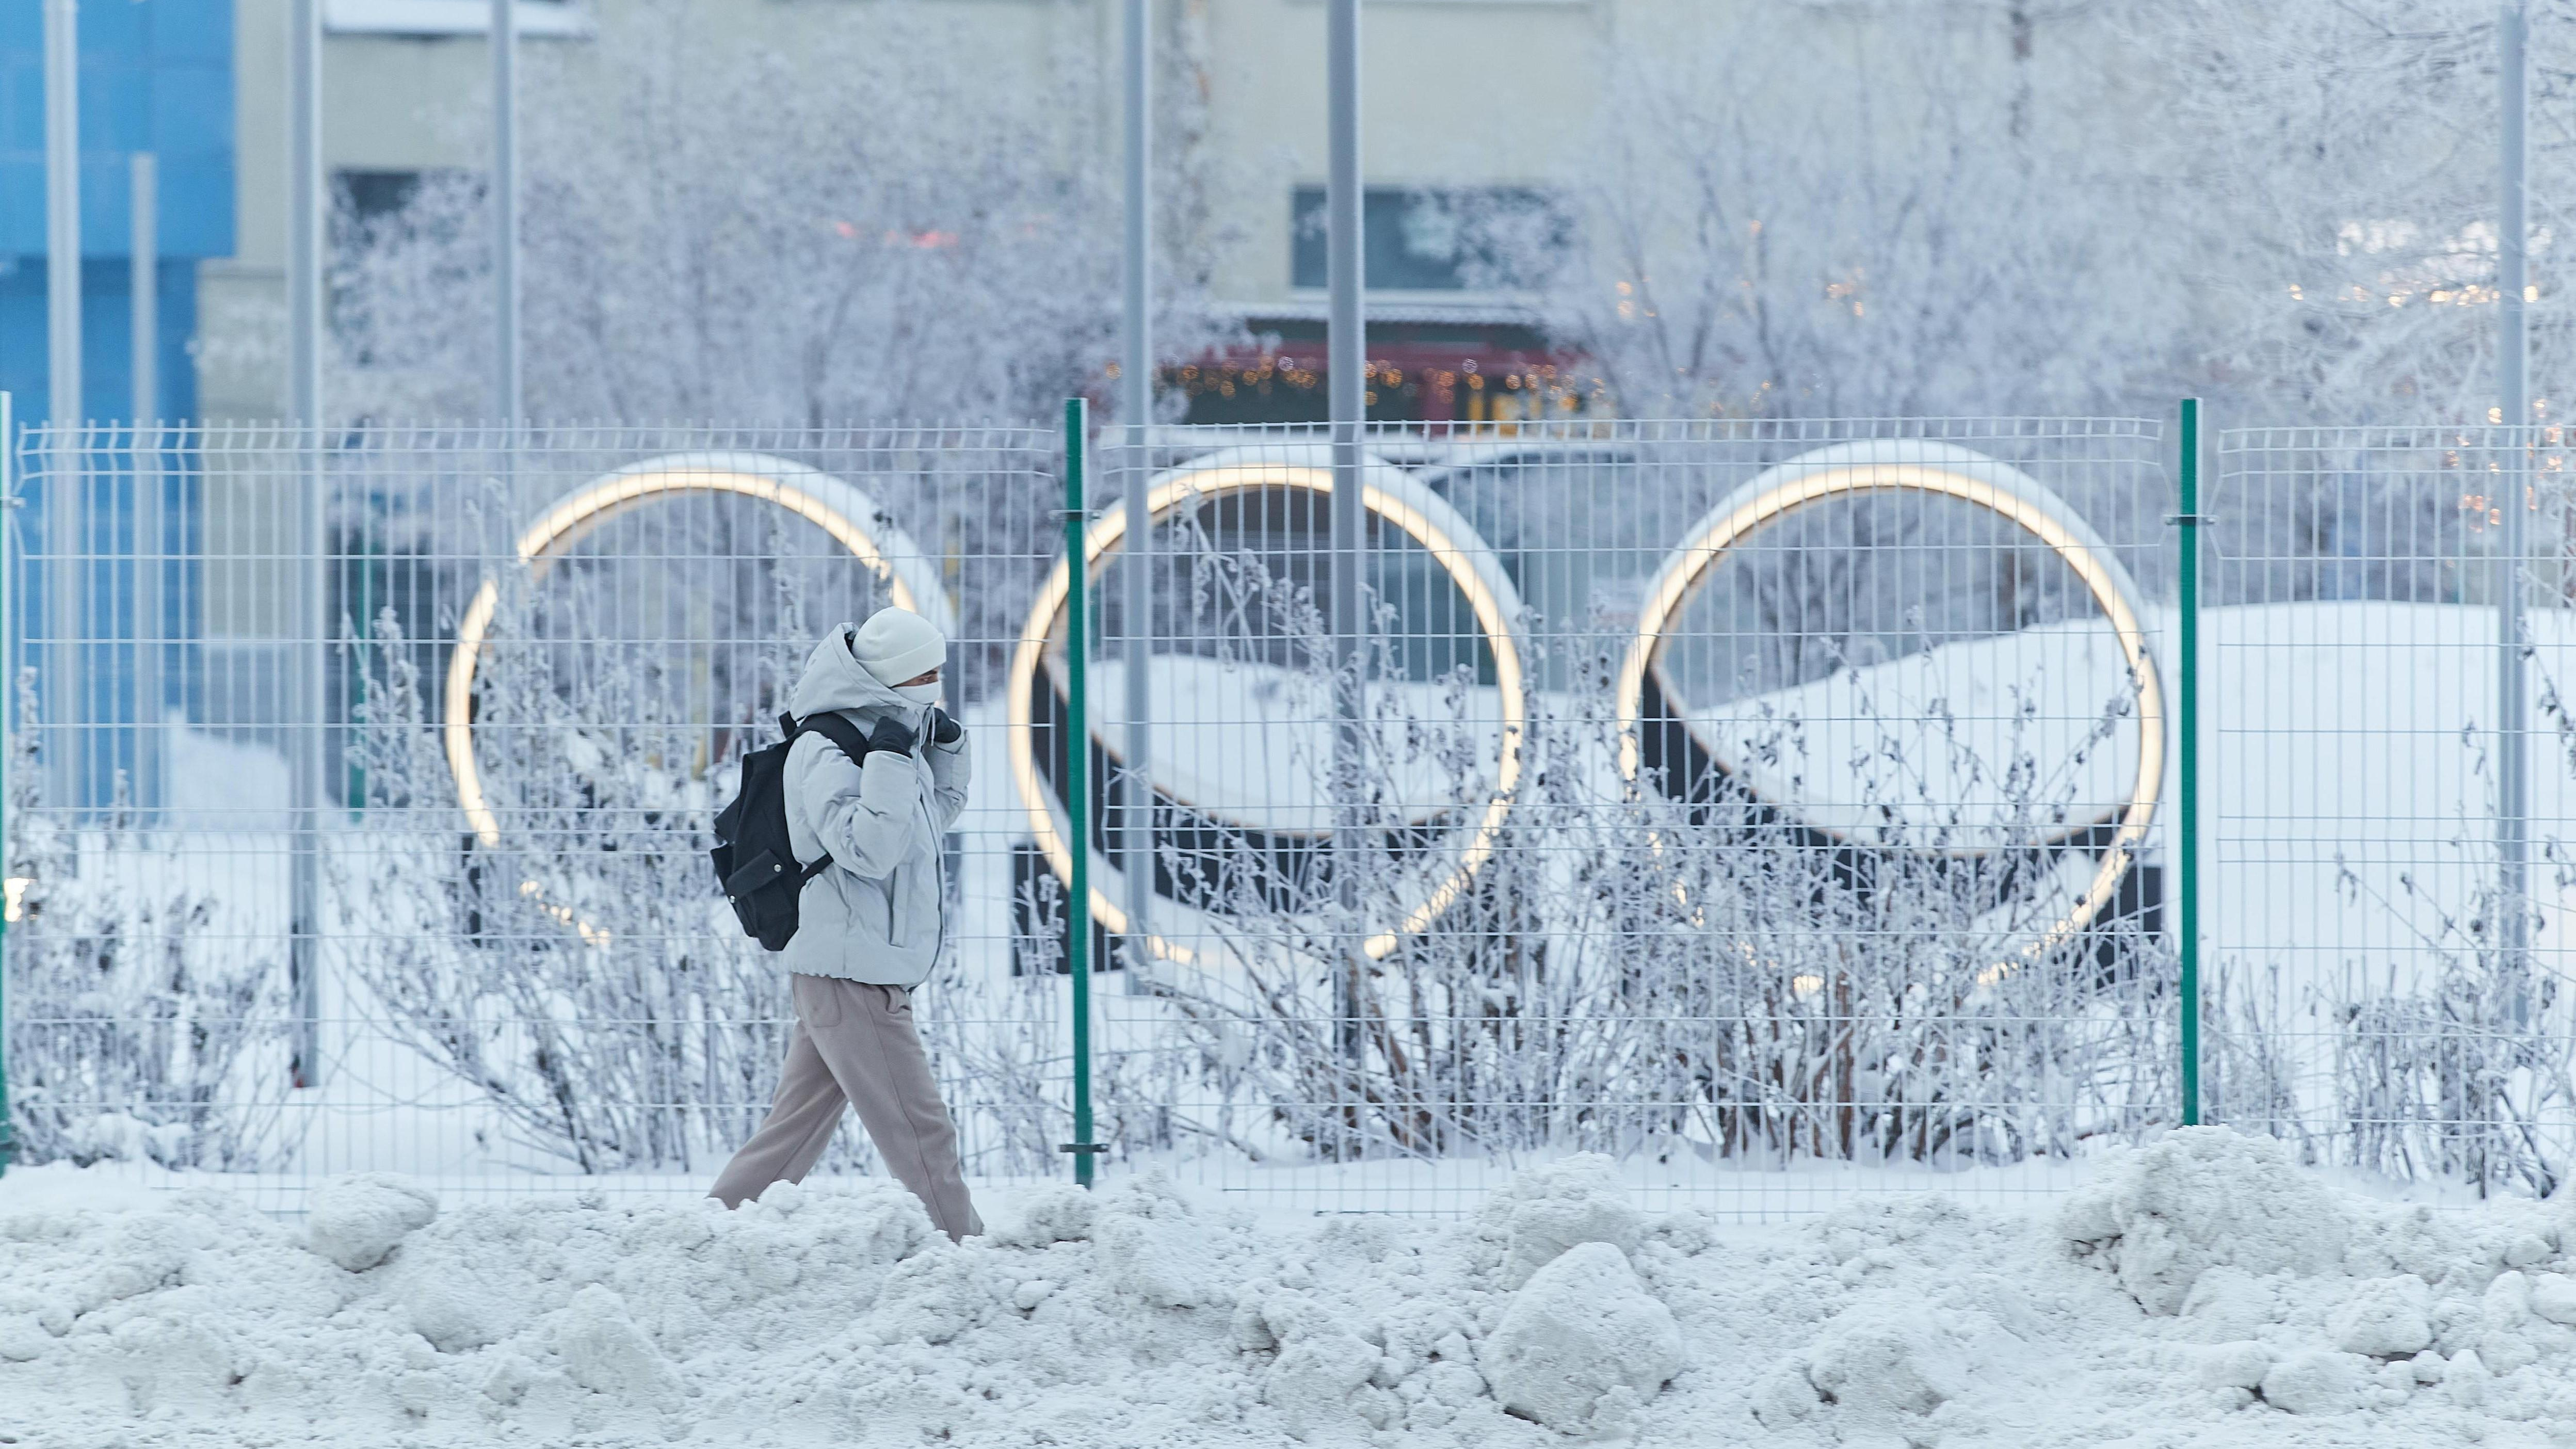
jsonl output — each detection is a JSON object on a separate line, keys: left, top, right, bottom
{"left": 330, "top": 0, "right": 1232, "bottom": 426}
{"left": 1504, "top": 3, "right": 2181, "bottom": 419}
{"left": 1518, "top": 0, "right": 2576, "bottom": 425}
{"left": 2136, "top": 0, "right": 2526, "bottom": 423}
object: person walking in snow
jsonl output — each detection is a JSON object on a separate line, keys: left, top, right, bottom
{"left": 708, "top": 607, "right": 982, "bottom": 1241}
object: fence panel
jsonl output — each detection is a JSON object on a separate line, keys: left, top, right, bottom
{"left": 4, "top": 423, "right": 1070, "bottom": 1209}
{"left": 1096, "top": 418, "right": 2177, "bottom": 1216}
{"left": 3, "top": 416, "right": 2177, "bottom": 1218}
{"left": 2208, "top": 425, "right": 2576, "bottom": 1199}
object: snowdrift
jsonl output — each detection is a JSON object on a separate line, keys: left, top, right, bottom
{"left": 7, "top": 1131, "right": 2576, "bottom": 1446}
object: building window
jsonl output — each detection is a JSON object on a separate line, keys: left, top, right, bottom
{"left": 336, "top": 170, "right": 433, "bottom": 231}
{"left": 1290, "top": 185, "right": 1560, "bottom": 292}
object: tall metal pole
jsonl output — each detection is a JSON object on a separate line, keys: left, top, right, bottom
{"left": 2498, "top": 0, "right": 2531, "bottom": 1008}
{"left": 130, "top": 156, "right": 156, "bottom": 426}
{"left": 492, "top": 0, "right": 520, "bottom": 427}
{"left": 131, "top": 153, "right": 162, "bottom": 815}
{"left": 1061, "top": 398, "right": 1101, "bottom": 1187}
{"left": 43, "top": 0, "right": 82, "bottom": 813}
{"left": 2, "top": 389, "right": 17, "bottom": 1178}
{"left": 1119, "top": 0, "right": 1154, "bottom": 983}
{"left": 2177, "top": 398, "right": 2203, "bottom": 1128}
{"left": 288, "top": 0, "right": 327, "bottom": 1088}
{"left": 289, "top": 0, "right": 323, "bottom": 448}
{"left": 1326, "top": 0, "right": 1367, "bottom": 1077}
{"left": 44, "top": 1, "right": 81, "bottom": 432}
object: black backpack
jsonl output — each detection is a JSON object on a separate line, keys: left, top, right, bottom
{"left": 711, "top": 711, "right": 877, "bottom": 951}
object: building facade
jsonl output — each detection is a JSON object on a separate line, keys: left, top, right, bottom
{"left": 189, "top": 0, "right": 1608, "bottom": 427}
{"left": 1, "top": 3, "right": 232, "bottom": 424}
{"left": 7, "top": 0, "right": 1614, "bottom": 808}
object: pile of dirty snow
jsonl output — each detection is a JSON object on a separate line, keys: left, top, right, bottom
{"left": 7, "top": 1130, "right": 2576, "bottom": 1446}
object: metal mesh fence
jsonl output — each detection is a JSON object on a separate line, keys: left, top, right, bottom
{"left": 3, "top": 416, "right": 2181, "bottom": 1218}
{"left": 2207, "top": 425, "right": 2576, "bottom": 1199}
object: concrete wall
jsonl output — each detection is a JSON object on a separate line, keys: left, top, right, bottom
{"left": 1196, "top": 0, "right": 1603, "bottom": 308}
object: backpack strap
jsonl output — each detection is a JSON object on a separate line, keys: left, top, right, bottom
{"left": 784, "top": 710, "right": 881, "bottom": 884}
{"left": 796, "top": 710, "right": 877, "bottom": 770}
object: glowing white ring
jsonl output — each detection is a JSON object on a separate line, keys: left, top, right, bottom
{"left": 1612, "top": 442, "right": 2164, "bottom": 971}
{"left": 446, "top": 453, "right": 950, "bottom": 848}
{"left": 1008, "top": 456, "right": 1528, "bottom": 963}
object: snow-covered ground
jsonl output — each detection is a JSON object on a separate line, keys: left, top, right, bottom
{"left": 6, "top": 1130, "right": 2576, "bottom": 1447}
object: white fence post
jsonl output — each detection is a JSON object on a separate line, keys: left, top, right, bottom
{"left": 288, "top": 0, "right": 328, "bottom": 1088}
{"left": 1120, "top": 0, "right": 1154, "bottom": 984}
{"left": 2498, "top": 0, "right": 2532, "bottom": 1016}
{"left": 1326, "top": 0, "right": 1367, "bottom": 1077}
{"left": 132, "top": 153, "right": 162, "bottom": 817}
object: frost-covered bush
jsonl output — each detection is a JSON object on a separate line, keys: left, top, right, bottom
{"left": 2330, "top": 949, "right": 2574, "bottom": 1200}
{"left": 333, "top": 489, "right": 1077, "bottom": 1177}
{"left": 1130, "top": 516, "right": 2174, "bottom": 1169}
{"left": 2305, "top": 813, "right": 2576, "bottom": 1199}
{"left": 336, "top": 595, "right": 804, "bottom": 1174}
{"left": 3, "top": 677, "right": 287, "bottom": 1169}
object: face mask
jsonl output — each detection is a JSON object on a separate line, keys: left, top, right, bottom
{"left": 894, "top": 682, "right": 942, "bottom": 706}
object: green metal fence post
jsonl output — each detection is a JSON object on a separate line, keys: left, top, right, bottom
{"left": 2177, "top": 397, "right": 2203, "bottom": 1129}
{"left": 1060, "top": 397, "right": 1101, "bottom": 1186}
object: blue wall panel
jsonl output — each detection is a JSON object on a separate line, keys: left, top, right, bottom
{"left": 0, "top": 257, "right": 199, "bottom": 424}
{"left": 0, "top": 2, "right": 233, "bottom": 813}
{"left": 0, "top": 1, "right": 236, "bottom": 264}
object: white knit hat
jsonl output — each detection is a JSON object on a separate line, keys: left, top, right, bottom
{"left": 848, "top": 607, "right": 946, "bottom": 687}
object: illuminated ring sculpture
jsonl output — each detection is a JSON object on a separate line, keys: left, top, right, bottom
{"left": 446, "top": 453, "right": 951, "bottom": 848}
{"left": 1008, "top": 450, "right": 1528, "bottom": 963}
{"left": 1612, "top": 440, "right": 2164, "bottom": 969}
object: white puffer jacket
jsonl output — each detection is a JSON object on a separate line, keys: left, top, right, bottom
{"left": 776, "top": 625, "right": 968, "bottom": 986}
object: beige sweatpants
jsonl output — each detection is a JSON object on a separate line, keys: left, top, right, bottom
{"left": 709, "top": 974, "right": 983, "bottom": 1241}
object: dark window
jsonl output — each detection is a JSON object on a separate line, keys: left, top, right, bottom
{"left": 335, "top": 170, "right": 431, "bottom": 231}
{"left": 1290, "top": 185, "right": 1561, "bottom": 291}
{"left": 330, "top": 167, "right": 478, "bottom": 265}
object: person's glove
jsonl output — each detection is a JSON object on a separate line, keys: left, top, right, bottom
{"left": 929, "top": 707, "right": 963, "bottom": 748}
{"left": 867, "top": 713, "right": 918, "bottom": 757}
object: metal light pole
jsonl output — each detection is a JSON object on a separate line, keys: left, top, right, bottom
{"left": 130, "top": 157, "right": 156, "bottom": 426}
{"left": 1120, "top": 0, "right": 1154, "bottom": 981}
{"left": 492, "top": 0, "right": 520, "bottom": 427}
{"left": 2498, "top": 0, "right": 2531, "bottom": 1009}
{"left": 288, "top": 0, "right": 323, "bottom": 461}
{"left": 288, "top": 0, "right": 327, "bottom": 1088}
{"left": 44, "top": 1, "right": 80, "bottom": 431}
{"left": 1326, "top": 0, "right": 1366, "bottom": 1075}
{"left": 43, "top": 0, "right": 82, "bottom": 812}
{"left": 132, "top": 153, "right": 162, "bottom": 814}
